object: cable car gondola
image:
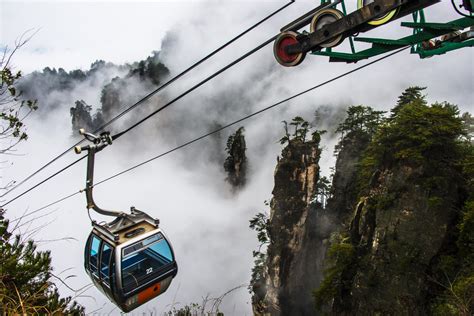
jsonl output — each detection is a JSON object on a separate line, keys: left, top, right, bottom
{"left": 74, "top": 129, "right": 177, "bottom": 312}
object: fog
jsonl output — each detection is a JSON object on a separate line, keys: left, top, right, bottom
{"left": 1, "top": 1, "right": 473, "bottom": 315}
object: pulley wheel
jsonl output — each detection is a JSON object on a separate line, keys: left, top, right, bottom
{"left": 358, "top": 0, "right": 398, "bottom": 26}
{"left": 310, "top": 8, "right": 345, "bottom": 48}
{"left": 273, "top": 31, "right": 306, "bottom": 67}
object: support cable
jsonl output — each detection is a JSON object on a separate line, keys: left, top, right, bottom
{"left": 111, "top": 35, "right": 278, "bottom": 141}
{"left": 0, "top": 0, "right": 294, "bottom": 199}
{"left": 3, "top": 33, "right": 278, "bottom": 208}
{"left": 16, "top": 46, "right": 410, "bottom": 220}
{"left": 1, "top": 156, "right": 86, "bottom": 208}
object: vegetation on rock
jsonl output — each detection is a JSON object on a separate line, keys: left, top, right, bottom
{"left": 249, "top": 87, "right": 472, "bottom": 316}
{"left": 70, "top": 100, "right": 104, "bottom": 133}
{"left": 249, "top": 210, "right": 270, "bottom": 312}
{"left": 224, "top": 127, "right": 248, "bottom": 189}
{"left": 251, "top": 116, "right": 326, "bottom": 315}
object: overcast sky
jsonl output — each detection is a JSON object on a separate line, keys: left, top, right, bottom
{"left": 1, "top": 1, "right": 473, "bottom": 315}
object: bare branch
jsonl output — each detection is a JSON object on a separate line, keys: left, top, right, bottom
{"left": 3, "top": 29, "right": 39, "bottom": 70}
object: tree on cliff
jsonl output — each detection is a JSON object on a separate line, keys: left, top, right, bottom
{"left": 280, "top": 116, "right": 326, "bottom": 146}
{"left": 461, "top": 112, "right": 474, "bottom": 142}
{"left": 391, "top": 86, "right": 426, "bottom": 116}
{"left": 0, "top": 42, "right": 83, "bottom": 314}
{"left": 128, "top": 51, "right": 169, "bottom": 85}
{"left": 335, "top": 105, "right": 385, "bottom": 141}
{"left": 249, "top": 210, "right": 270, "bottom": 311}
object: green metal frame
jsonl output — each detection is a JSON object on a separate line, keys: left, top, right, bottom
{"left": 311, "top": 1, "right": 474, "bottom": 63}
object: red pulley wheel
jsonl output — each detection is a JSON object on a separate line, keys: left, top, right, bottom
{"left": 273, "top": 31, "right": 306, "bottom": 67}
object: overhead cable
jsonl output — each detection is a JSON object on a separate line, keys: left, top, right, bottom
{"left": 111, "top": 35, "right": 279, "bottom": 141}
{"left": 1, "top": 156, "right": 86, "bottom": 208}
{"left": 17, "top": 46, "right": 410, "bottom": 221}
{"left": 1, "top": 0, "right": 294, "bottom": 199}
{"left": 3, "top": 34, "right": 278, "bottom": 207}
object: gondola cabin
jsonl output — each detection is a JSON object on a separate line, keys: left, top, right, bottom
{"left": 75, "top": 129, "right": 177, "bottom": 312}
{"left": 84, "top": 208, "right": 178, "bottom": 312}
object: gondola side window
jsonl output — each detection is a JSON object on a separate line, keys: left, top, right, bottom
{"left": 90, "top": 235, "right": 101, "bottom": 277}
{"left": 121, "top": 233, "right": 174, "bottom": 293}
{"left": 100, "top": 243, "right": 113, "bottom": 286}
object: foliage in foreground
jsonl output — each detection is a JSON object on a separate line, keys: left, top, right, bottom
{"left": 1, "top": 41, "right": 83, "bottom": 314}
{"left": 0, "top": 210, "right": 84, "bottom": 314}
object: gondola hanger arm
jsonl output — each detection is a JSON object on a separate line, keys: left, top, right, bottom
{"left": 75, "top": 129, "right": 124, "bottom": 218}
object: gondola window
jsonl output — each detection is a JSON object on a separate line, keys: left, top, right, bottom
{"left": 90, "top": 235, "right": 101, "bottom": 276}
{"left": 121, "top": 233, "right": 173, "bottom": 293}
{"left": 100, "top": 243, "right": 113, "bottom": 286}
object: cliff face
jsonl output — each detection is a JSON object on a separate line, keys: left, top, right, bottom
{"left": 252, "top": 124, "right": 372, "bottom": 316}
{"left": 339, "top": 164, "right": 462, "bottom": 314}
{"left": 254, "top": 138, "right": 323, "bottom": 315}
{"left": 327, "top": 131, "right": 371, "bottom": 222}
{"left": 317, "top": 98, "right": 471, "bottom": 315}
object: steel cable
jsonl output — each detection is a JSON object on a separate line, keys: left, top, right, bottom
{"left": 1, "top": 1, "right": 294, "bottom": 207}
{"left": 0, "top": 1, "right": 294, "bottom": 199}
{"left": 18, "top": 46, "right": 410, "bottom": 221}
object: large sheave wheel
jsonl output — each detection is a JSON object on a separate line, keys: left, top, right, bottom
{"left": 310, "top": 8, "right": 345, "bottom": 48}
{"left": 358, "top": 0, "right": 398, "bottom": 26}
{"left": 273, "top": 31, "right": 306, "bottom": 67}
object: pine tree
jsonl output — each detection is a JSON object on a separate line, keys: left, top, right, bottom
{"left": 0, "top": 210, "right": 84, "bottom": 314}
{"left": 334, "top": 105, "right": 385, "bottom": 154}
{"left": 391, "top": 86, "right": 427, "bottom": 117}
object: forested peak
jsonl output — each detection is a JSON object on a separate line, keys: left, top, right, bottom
{"left": 252, "top": 87, "right": 472, "bottom": 316}
{"left": 126, "top": 51, "right": 169, "bottom": 85}
{"left": 365, "top": 98, "right": 464, "bottom": 170}
{"left": 312, "top": 88, "right": 473, "bottom": 315}
{"left": 36, "top": 59, "right": 118, "bottom": 84}
{"left": 68, "top": 51, "right": 169, "bottom": 135}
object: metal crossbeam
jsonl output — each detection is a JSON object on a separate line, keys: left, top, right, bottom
{"left": 312, "top": 17, "right": 474, "bottom": 63}
{"left": 417, "top": 39, "right": 474, "bottom": 58}
{"left": 402, "top": 21, "right": 466, "bottom": 30}
{"left": 285, "top": 0, "right": 439, "bottom": 55}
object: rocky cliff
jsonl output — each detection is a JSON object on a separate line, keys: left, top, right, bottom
{"left": 251, "top": 89, "right": 473, "bottom": 315}
{"left": 318, "top": 97, "right": 472, "bottom": 315}
{"left": 256, "top": 137, "right": 321, "bottom": 315}
{"left": 251, "top": 118, "right": 338, "bottom": 315}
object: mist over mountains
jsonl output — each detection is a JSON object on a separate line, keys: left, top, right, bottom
{"left": 4, "top": 1, "right": 473, "bottom": 314}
